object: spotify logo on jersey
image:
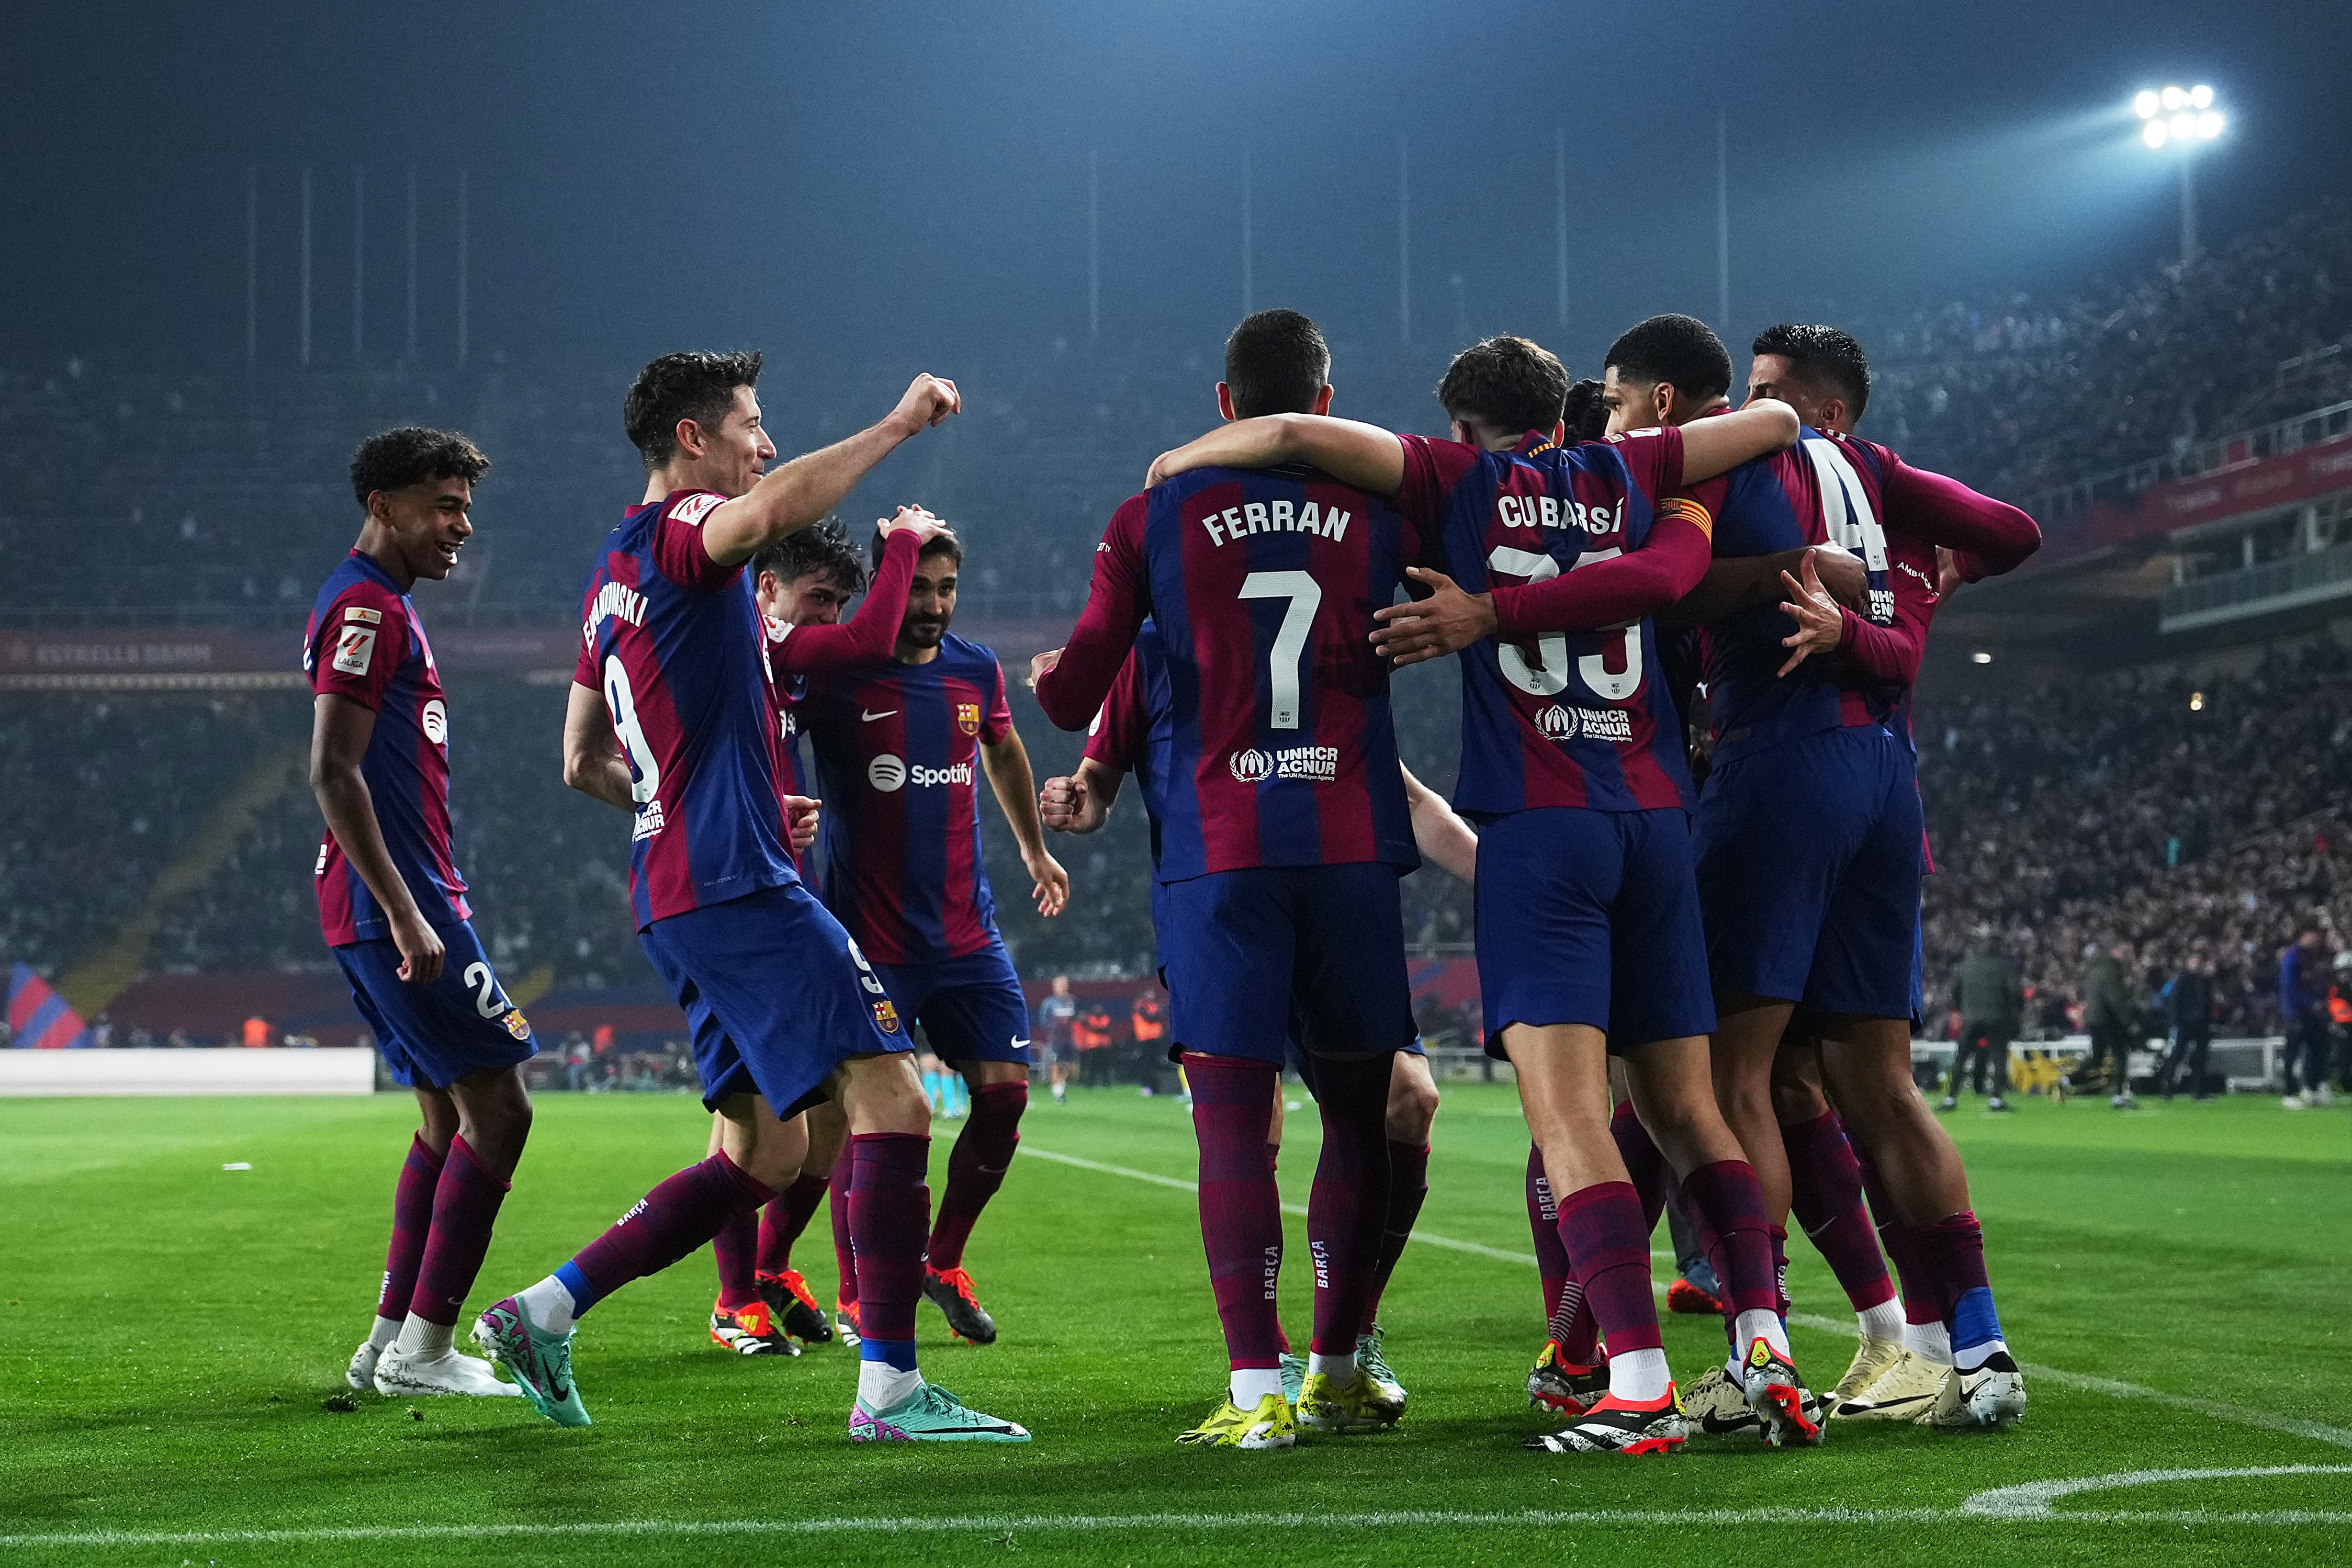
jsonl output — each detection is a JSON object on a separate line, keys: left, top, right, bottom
{"left": 421, "top": 698, "right": 448, "bottom": 746}
{"left": 868, "top": 753, "right": 907, "bottom": 793}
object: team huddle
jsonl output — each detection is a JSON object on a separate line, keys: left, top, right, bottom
{"left": 303, "top": 302, "right": 2038, "bottom": 1453}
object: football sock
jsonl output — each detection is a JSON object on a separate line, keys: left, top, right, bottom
{"left": 515, "top": 1273, "right": 578, "bottom": 1337}
{"left": 1680, "top": 1159, "right": 1782, "bottom": 1352}
{"left": 375, "top": 1133, "right": 444, "bottom": 1325}
{"left": 828, "top": 1146, "right": 859, "bottom": 1306}
{"left": 1855, "top": 1144, "right": 1951, "bottom": 1361}
{"left": 1307, "top": 1350, "right": 1357, "bottom": 1381}
{"left": 757, "top": 1171, "right": 830, "bottom": 1278}
{"left": 1556, "top": 1180, "right": 1664, "bottom": 1383}
{"left": 1783, "top": 1109, "right": 1899, "bottom": 1317}
{"left": 1769, "top": 1224, "right": 1792, "bottom": 1317}
{"left": 1185, "top": 1052, "right": 1286, "bottom": 1374}
{"left": 1916, "top": 1209, "right": 2009, "bottom": 1371}
{"left": 1268, "top": 1144, "right": 1291, "bottom": 1356}
{"left": 711, "top": 1198, "right": 760, "bottom": 1312}
{"left": 1526, "top": 1147, "right": 1578, "bottom": 1342}
{"left": 846, "top": 1132, "right": 931, "bottom": 1367}
{"left": 392, "top": 1313, "right": 455, "bottom": 1356}
{"left": 857, "top": 1359, "right": 922, "bottom": 1412}
{"left": 1230, "top": 1367, "right": 1284, "bottom": 1409}
{"left": 1608, "top": 1346, "right": 1673, "bottom": 1404}
{"left": 1304, "top": 1053, "right": 1392, "bottom": 1357}
{"left": 927, "top": 1080, "right": 1026, "bottom": 1271}
{"left": 556, "top": 1150, "right": 774, "bottom": 1323}
{"left": 367, "top": 1314, "right": 404, "bottom": 1352}
{"left": 1359, "top": 1139, "right": 1429, "bottom": 1335}
{"left": 408, "top": 1134, "right": 510, "bottom": 1328}
{"left": 1608, "top": 1101, "right": 1669, "bottom": 1229}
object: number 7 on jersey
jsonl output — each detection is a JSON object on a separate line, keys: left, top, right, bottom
{"left": 1237, "top": 570, "right": 1322, "bottom": 730}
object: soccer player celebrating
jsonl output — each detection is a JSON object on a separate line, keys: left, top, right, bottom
{"left": 701, "top": 510, "right": 944, "bottom": 1356}
{"left": 310, "top": 427, "right": 534, "bottom": 1400}
{"left": 1038, "top": 617, "right": 1471, "bottom": 1416}
{"left": 1146, "top": 333, "right": 1814, "bottom": 1453}
{"left": 1601, "top": 315, "right": 2039, "bottom": 1430}
{"left": 801, "top": 523, "right": 1070, "bottom": 1346}
{"left": 475, "top": 352, "right": 1026, "bottom": 1442}
{"left": 1031, "top": 310, "right": 1425, "bottom": 1450}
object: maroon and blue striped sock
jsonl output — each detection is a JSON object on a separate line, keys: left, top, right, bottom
{"left": 927, "top": 1081, "right": 1026, "bottom": 1272}
{"left": 1359, "top": 1138, "right": 1429, "bottom": 1335}
{"left": 828, "top": 1145, "right": 859, "bottom": 1307}
{"left": 1556, "top": 1179, "right": 1663, "bottom": 1357}
{"left": 1304, "top": 1055, "right": 1391, "bottom": 1358}
{"left": 1609, "top": 1100, "right": 1669, "bottom": 1230}
{"left": 375, "top": 1133, "right": 443, "bottom": 1324}
{"left": 1784, "top": 1109, "right": 1898, "bottom": 1314}
{"left": 408, "top": 1134, "right": 509, "bottom": 1328}
{"left": 1679, "top": 1158, "right": 1779, "bottom": 1319}
{"left": 556, "top": 1150, "right": 773, "bottom": 1319}
{"left": 1527, "top": 1146, "right": 1575, "bottom": 1339}
{"left": 757, "top": 1172, "right": 830, "bottom": 1279}
{"left": 847, "top": 1132, "right": 931, "bottom": 1370}
{"left": 711, "top": 1199, "right": 760, "bottom": 1311}
{"left": 1185, "top": 1052, "right": 1285, "bottom": 1372}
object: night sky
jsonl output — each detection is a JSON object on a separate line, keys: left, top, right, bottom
{"left": 8, "top": 1, "right": 2349, "bottom": 374}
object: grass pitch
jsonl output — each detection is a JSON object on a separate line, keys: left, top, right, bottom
{"left": 2, "top": 1084, "right": 2348, "bottom": 1566}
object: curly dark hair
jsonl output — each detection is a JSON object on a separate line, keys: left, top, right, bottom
{"left": 348, "top": 426, "right": 490, "bottom": 507}
{"left": 753, "top": 517, "right": 866, "bottom": 596}
{"left": 1561, "top": 378, "right": 1610, "bottom": 443}
{"left": 1752, "top": 323, "right": 1872, "bottom": 420}
{"left": 1606, "top": 313, "right": 1732, "bottom": 405}
{"left": 1434, "top": 335, "right": 1569, "bottom": 440}
{"left": 870, "top": 526, "right": 962, "bottom": 571}
{"left": 624, "top": 349, "right": 763, "bottom": 470}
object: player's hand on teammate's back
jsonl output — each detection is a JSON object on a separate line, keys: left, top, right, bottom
{"left": 782, "top": 794, "right": 821, "bottom": 853}
{"left": 1039, "top": 774, "right": 1097, "bottom": 833}
{"left": 1370, "top": 567, "right": 1499, "bottom": 666}
{"left": 1775, "top": 551, "right": 1846, "bottom": 677}
{"left": 390, "top": 908, "right": 446, "bottom": 985}
{"left": 1806, "top": 545, "right": 1870, "bottom": 614}
{"left": 1026, "top": 648, "right": 1063, "bottom": 690}
{"left": 890, "top": 375, "right": 962, "bottom": 434}
{"left": 1025, "top": 846, "right": 1071, "bottom": 917}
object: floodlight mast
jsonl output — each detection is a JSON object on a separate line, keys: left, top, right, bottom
{"left": 2135, "top": 84, "right": 2224, "bottom": 262}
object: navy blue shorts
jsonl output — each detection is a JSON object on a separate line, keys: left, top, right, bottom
{"left": 1694, "top": 725, "right": 1926, "bottom": 1020}
{"left": 1473, "top": 807, "right": 1715, "bottom": 1054}
{"left": 334, "top": 920, "right": 537, "bottom": 1090}
{"left": 638, "top": 881, "right": 908, "bottom": 1118}
{"left": 873, "top": 942, "right": 1033, "bottom": 1066}
{"left": 1157, "top": 864, "right": 1415, "bottom": 1066}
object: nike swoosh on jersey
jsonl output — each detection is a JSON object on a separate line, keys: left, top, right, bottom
{"left": 862, "top": 709, "right": 898, "bottom": 721}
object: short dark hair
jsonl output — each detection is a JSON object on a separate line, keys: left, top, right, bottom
{"left": 1434, "top": 335, "right": 1569, "bottom": 438}
{"left": 624, "top": 350, "right": 763, "bottom": 470}
{"left": 1223, "top": 310, "right": 1331, "bottom": 419}
{"left": 348, "top": 426, "right": 489, "bottom": 508}
{"left": 1751, "top": 323, "right": 1872, "bottom": 420}
{"left": 753, "top": 517, "right": 866, "bottom": 597}
{"left": 1561, "top": 378, "right": 1610, "bottom": 443}
{"left": 1606, "top": 314, "right": 1732, "bottom": 405}
{"left": 870, "top": 528, "right": 963, "bottom": 572}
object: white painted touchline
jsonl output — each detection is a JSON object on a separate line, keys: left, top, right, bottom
{"left": 1961, "top": 1465, "right": 2352, "bottom": 1518}
{"left": 1018, "top": 1143, "right": 2352, "bottom": 1451}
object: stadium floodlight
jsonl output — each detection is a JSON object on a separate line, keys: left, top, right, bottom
{"left": 1972, "top": 651, "right": 1994, "bottom": 665}
{"left": 2135, "top": 84, "right": 2225, "bottom": 262}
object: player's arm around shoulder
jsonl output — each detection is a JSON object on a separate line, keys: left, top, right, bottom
{"left": 1145, "top": 414, "right": 1406, "bottom": 495}
{"left": 1672, "top": 399, "right": 1798, "bottom": 484}
{"left": 699, "top": 375, "right": 961, "bottom": 569}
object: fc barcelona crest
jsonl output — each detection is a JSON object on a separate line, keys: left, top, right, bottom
{"left": 872, "top": 998, "right": 903, "bottom": 1035}
{"left": 501, "top": 1009, "right": 532, "bottom": 1042}
{"left": 955, "top": 702, "right": 982, "bottom": 737}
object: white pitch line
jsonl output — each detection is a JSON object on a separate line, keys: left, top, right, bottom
{"left": 10, "top": 1502, "right": 2352, "bottom": 1551}
{"left": 1021, "top": 1143, "right": 2352, "bottom": 1452}
{"left": 1962, "top": 1464, "right": 2352, "bottom": 1519}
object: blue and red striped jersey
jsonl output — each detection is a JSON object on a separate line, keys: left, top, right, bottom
{"left": 1082, "top": 619, "right": 1176, "bottom": 871}
{"left": 1691, "top": 428, "right": 1913, "bottom": 766}
{"left": 304, "top": 550, "right": 471, "bottom": 945}
{"left": 573, "top": 489, "right": 796, "bottom": 931}
{"left": 803, "top": 633, "right": 1013, "bottom": 966}
{"left": 1396, "top": 430, "right": 1699, "bottom": 816}
{"left": 1034, "top": 467, "right": 1421, "bottom": 882}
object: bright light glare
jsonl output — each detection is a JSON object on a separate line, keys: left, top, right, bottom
{"left": 2189, "top": 692, "right": 2205, "bottom": 711}
{"left": 2144, "top": 121, "right": 2169, "bottom": 148}
{"left": 2134, "top": 90, "right": 2160, "bottom": 119}
{"left": 2162, "top": 85, "right": 2188, "bottom": 110}
{"left": 1971, "top": 651, "right": 1994, "bottom": 665}
{"left": 2197, "top": 110, "right": 2224, "bottom": 139}
{"left": 2191, "top": 84, "right": 2214, "bottom": 109}
{"left": 2170, "top": 112, "right": 2196, "bottom": 139}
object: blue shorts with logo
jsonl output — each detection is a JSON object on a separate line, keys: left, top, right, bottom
{"left": 1694, "top": 724, "right": 1926, "bottom": 1020}
{"left": 1473, "top": 806, "right": 1716, "bottom": 1055}
{"left": 1156, "top": 864, "right": 1415, "bottom": 1066}
{"left": 873, "top": 941, "right": 1033, "bottom": 1066}
{"left": 638, "top": 880, "right": 907, "bottom": 1119}
{"left": 335, "top": 918, "right": 537, "bottom": 1090}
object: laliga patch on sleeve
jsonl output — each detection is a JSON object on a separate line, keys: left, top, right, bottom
{"left": 669, "top": 492, "right": 724, "bottom": 528}
{"left": 332, "top": 626, "right": 378, "bottom": 676}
